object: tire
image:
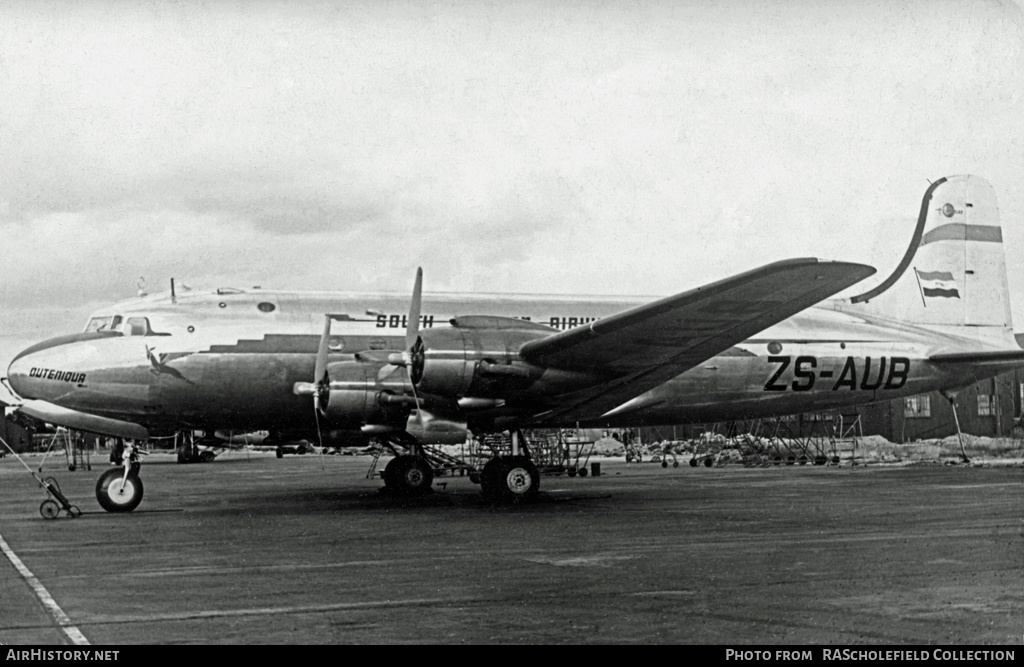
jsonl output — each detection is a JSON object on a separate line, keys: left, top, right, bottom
{"left": 703, "top": 457, "right": 714, "bottom": 468}
{"left": 383, "top": 456, "right": 433, "bottom": 496}
{"left": 689, "top": 458, "right": 698, "bottom": 467}
{"left": 382, "top": 456, "right": 402, "bottom": 490}
{"left": 40, "top": 499, "right": 61, "bottom": 520}
{"left": 95, "top": 468, "right": 144, "bottom": 513}
{"left": 499, "top": 456, "right": 540, "bottom": 502}
{"left": 275, "top": 447, "right": 284, "bottom": 459}
{"left": 398, "top": 456, "right": 434, "bottom": 496}
{"left": 480, "top": 457, "right": 507, "bottom": 500}
{"left": 200, "top": 450, "right": 216, "bottom": 463}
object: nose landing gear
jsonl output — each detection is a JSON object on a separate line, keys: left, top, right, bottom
{"left": 95, "top": 468, "right": 144, "bottom": 512}
{"left": 95, "top": 441, "right": 145, "bottom": 512}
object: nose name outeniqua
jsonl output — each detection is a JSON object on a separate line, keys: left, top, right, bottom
{"left": 6, "top": 334, "right": 99, "bottom": 401}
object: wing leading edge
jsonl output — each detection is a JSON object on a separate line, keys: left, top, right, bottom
{"left": 522, "top": 258, "right": 876, "bottom": 424}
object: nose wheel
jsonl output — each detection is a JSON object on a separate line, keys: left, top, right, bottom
{"left": 95, "top": 467, "right": 144, "bottom": 512}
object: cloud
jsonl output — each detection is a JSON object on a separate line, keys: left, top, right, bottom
{"left": 2, "top": 0, "right": 1024, "bottom": 353}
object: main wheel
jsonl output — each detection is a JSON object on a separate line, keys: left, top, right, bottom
{"left": 479, "top": 457, "right": 507, "bottom": 500}
{"left": 95, "top": 468, "right": 144, "bottom": 513}
{"left": 499, "top": 456, "right": 540, "bottom": 503}
{"left": 383, "top": 456, "right": 433, "bottom": 496}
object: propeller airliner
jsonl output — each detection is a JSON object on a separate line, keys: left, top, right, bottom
{"left": 6, "top": 175, "right": 1024, "bottom": 510}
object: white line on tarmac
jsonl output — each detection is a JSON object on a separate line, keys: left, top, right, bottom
{"left": 0, "top": 532, "right": 90, "bottom": 645}
{"left": 86, "top": 597, "right": 456, "bottom": 624}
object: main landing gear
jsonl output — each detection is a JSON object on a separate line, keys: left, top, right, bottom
{"left": 472, "top": 430, "right": 541, "bottom": 503}
{"left": 95, "top": 441, "right": 144, "bottom": 512}
{"left": 374, "top": 430, "right": 543, "bottom": 503}
{"left": 382, "top": 454, "right": 434, "bottom": 497}
{"left": 479, "top": 455, "right": 540, "bottom": 503}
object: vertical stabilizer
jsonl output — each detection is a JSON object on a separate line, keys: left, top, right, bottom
{"left": 849, "top": 175, "right": 1011, "bottom": 329}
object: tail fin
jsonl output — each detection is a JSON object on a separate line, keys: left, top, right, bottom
{"left": 849, "top": 175, "right": 1011, "bottom": 330}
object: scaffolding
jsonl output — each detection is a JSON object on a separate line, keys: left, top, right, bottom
{"left": 37, "top": 428, "right": 93, "bottom": 472}
{"left": 364, "top": 428, "right": 595, "bottom": 481}
{"left": 687, "top": 410, "right": 862, "bottom": 467}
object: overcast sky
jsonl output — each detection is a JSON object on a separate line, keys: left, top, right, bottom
{"left": 2, "top": 0, "right": 1024, "bottom": 376}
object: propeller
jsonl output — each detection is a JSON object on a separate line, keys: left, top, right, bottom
{"left": 312, "top": 314, "right": 332, "bottom": 414}
{"left": 295, "top": 268, "right": 426, "bottom": 435}
{"left": 291, "top": 313, "right": 336, "bottom": 454}
{"left": 378, "top": 268, "right": 425, "bottom": 425}
{"left": 311, "top": 313, "right": 333, "bottom": 463}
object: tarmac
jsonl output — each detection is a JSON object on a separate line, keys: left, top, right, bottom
{"left": 0, "top": 451, "right": 1020, "bottom": 645}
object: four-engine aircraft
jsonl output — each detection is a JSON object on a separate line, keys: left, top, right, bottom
{"left": 6, "top": 175, "right": 1024, "bottom": 510}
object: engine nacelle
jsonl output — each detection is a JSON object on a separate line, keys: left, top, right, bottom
{"left": 317, "top": 360, "right": 410, "bottom": 430}
{"left": 414, "top": 317, "right": 597, "bottom": 401}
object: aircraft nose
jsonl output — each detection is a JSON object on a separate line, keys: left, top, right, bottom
{"left": 6, "top": 334, "right": 101, "bottom": 401}
{"left": 7, "top": 350, "right": 38, "bottom": 400}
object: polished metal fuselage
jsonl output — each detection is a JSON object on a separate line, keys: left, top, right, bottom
{"left": 6, "top": 288, "right": 1017, "bottom": 436}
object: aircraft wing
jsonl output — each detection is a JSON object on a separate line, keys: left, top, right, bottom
{"left": 521, "top": 258, "right": 875, "bottom": 424}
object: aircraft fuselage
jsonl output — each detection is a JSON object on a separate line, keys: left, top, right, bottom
{"left": 6, "top": 287, "right": 1011, "bottom": 437}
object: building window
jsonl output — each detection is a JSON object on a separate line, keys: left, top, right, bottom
{"left": 904, "top": 395, "right": 931, "bottom": 418}
{"left": 978, "top": 394, "right": 996, "bottom": 416}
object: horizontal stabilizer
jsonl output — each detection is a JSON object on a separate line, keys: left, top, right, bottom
{"left": 17, "top": 400, "right": 151, "bottom": 440}
{"left": 929, "top": 350, "right": 1024, "bottom": 366}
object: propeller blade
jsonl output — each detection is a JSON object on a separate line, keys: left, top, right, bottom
{"left": 405, "top": 267, "right": 423, "bottom": 352}
{"left": 405, "top": 366, "right": 424, "bottom": 426}
{"left": 313, "top": 314, "right": 331, "bottom": 387}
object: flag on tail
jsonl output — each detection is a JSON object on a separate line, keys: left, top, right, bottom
{"left": 915, "top": 269, "right": 960, "bottom": 299}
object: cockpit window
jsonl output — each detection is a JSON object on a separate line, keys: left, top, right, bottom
{"left": 124, "top": 317, "right": 151, "bottom": 336}
{"left": 85, "top": 315, "right": 122, "bottom": 332}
